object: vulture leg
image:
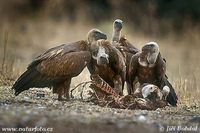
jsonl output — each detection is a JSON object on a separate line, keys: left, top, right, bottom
{"left": 113, "top": 75, "right": 123, "bottom": 95}
{"left": 63, "top": 79, "right": 71, "bottom": 100}
{"left": 126, "top": 82, "right": 132, "bottom": 95}
{"left": 57, "top": 87, "right": 65, "bottom": 101}
{"left": 53, "top": 79, "right": 71, "bottom": 101}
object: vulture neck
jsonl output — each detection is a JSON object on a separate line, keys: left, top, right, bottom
{"left": 112, "top": 28, "right": 121, "bottom": 42}
{"left": 87, "top": 39, "right": 97, "bottom": 46}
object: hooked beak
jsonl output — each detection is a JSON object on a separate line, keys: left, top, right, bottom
{"left": 147, "top": 53, "right": 158, "bottom": 65}
{"left": 114, "top": 23, "right": 122, "bottom": 31}
{"left": 97, "top": 55, "right": 109, "bottom": 66}
{"left": 100, "top": 33, "right": 107, "bottom": 40}
{"left": 114, "top": 19, "right": 123, "bottom": 31}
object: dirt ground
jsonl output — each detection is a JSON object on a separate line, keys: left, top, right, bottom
{"left": 0, "top": 86, "right": 200, "bottom": 133}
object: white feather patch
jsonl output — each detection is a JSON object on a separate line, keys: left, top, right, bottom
{"left": 138, "top": 57, "right": 148, "bottom": 67}
{"left": 141, "top": 84, "right": 156, "bottom": 98}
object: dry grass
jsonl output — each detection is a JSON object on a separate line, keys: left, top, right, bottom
{"left": 0, "top": 18, "right": 200, "bottom": 110}
{"left": 0, "top": 31, "right": 16, "bottom": 86}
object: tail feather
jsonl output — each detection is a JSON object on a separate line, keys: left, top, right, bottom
{"left": 12, "top": 68, "right": 53, "bottom": 96}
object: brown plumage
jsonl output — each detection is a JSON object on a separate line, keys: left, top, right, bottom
{"left": 129, "top": 53, "right": 166, "bottom": 87}
{"left": 88, "top": 39, "right": 126, "bottom": 95}
{"left": 117, "top": 37, "right": 139, "bottom": 93}
{"left": 128, "top": 42, "right": 178, "bottom": 106}
{"left": 111, "top": 19, "right": 139, "bottom": 60}
{"left": 12, "top": 29, "right": 107, "bottom": 100}
{"left": 114, "top": 37, "right": 139, "bottom": 64}
{"left": 111, "top": 19, "right": 139, "bottom": 94}
{"left": 111, "top": 20, "right": 177, "bottom": 106}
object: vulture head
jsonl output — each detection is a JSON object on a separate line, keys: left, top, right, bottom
{"left": 113, "top": 19, "right": 123, "bottom": 31}
{"left": 91, "top": 40, "right": 109, "bottom": 66}
{"left": 139, "top": 42, "right": 159, "bottom": 67}
{"left": 112, "top": 19, "right": 123, "bottom": 42}
{"left": 141, "top": 84, "right": 170, "bottom": 101}
{"left": 141, "top": 84, "right": 161, "bottom": 99}
{"left": 87, "top": 29, "right": 107, "bottom": 44}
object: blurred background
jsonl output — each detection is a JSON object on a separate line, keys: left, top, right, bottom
{"left": 0, "top": 0, "right": 200, "bottom": 103}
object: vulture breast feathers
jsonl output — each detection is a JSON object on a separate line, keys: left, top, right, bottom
{"left": 29, "top": 41, "right": 90, "bottom": 77}
{"left": 89, "top": 39, "right": 126, "bottom": 95}
{"left": 128, "top": 42, "right": 178, "bottom": 106}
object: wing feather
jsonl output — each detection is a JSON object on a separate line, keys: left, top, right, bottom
{"left": 28, "top": 40, "right": 88, "bottom": 69}
{"left": 12, "top": 41, "right": 90, "bottom": 95}
{"left": 37, "top": 51, "right": 91, "bottom": 77}
{"left": 156, "top": 53, "right": 166, "bottom": 81}
{"left": 127, "top": 53, "right": 140, "bottom": 92}
{"left": 156, "top": 53, "right": 178, "bottom": 106}
{"left": 119, "top": 37, "right": 139, "bottom": 54}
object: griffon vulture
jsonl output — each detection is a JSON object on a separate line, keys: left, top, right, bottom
{"left": 111, "top": 19, "right": 139, "bottom": 54}
{"left": 128, "top": 42, "right": 178, "bottom": 106}
{"left": 12, "top": 29, "right": 107, "bottom": 100}
{"left": 112, "top": 19, "right": 123, "bottom": 43}
{"left": 88, "top": 39, "right": 126, "bottom": 95}
{"left": 111, "top": 19, "right": 139, "bottom": 94}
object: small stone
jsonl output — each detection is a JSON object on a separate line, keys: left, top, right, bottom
{"left": 25, "top": 109, "right": 31, "bottom": 114}
{"left": 35, "top": 117, "right": 47, "bottom": 127}
{"left": 137, "top": 115, "right": 147, "bottom": 122}
{"left": 24, "top": 96, "right": 30, "bottom": 101}
{"left": 113, "top": 111, "right": 118, "bottom": 114}
{"left": 53, "top": 100, "right": 61, "bottom": 105}
{"left": 156, "top": 108, "right": 161, "bottom": 114}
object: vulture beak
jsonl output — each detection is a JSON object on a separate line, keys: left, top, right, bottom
{"left": 142, "top": 42, "right": 159, "bottom": 65}
{"left": 114, "top": 19, "right": 123, "bottom": 31}
{"left": 87, "top": 29, "right": 107, "bottom": 44}
{"left": 97, "top": 54, "right": 109, "bottom": 65}
{"left": 91, "top": 41, "right": 109, "bottom": 65}
{"left": 100, "top": 33, "right": 107, "bottom": 40}
{"left": 97, "top": 45, "right": 109, "bottom": 65}
{"left": 147, "top": 52, "right": 158, "bottom": 64}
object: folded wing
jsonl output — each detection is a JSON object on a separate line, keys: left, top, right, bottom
{"left": 12, "top": 41, "right": 91, "bottom": 96}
